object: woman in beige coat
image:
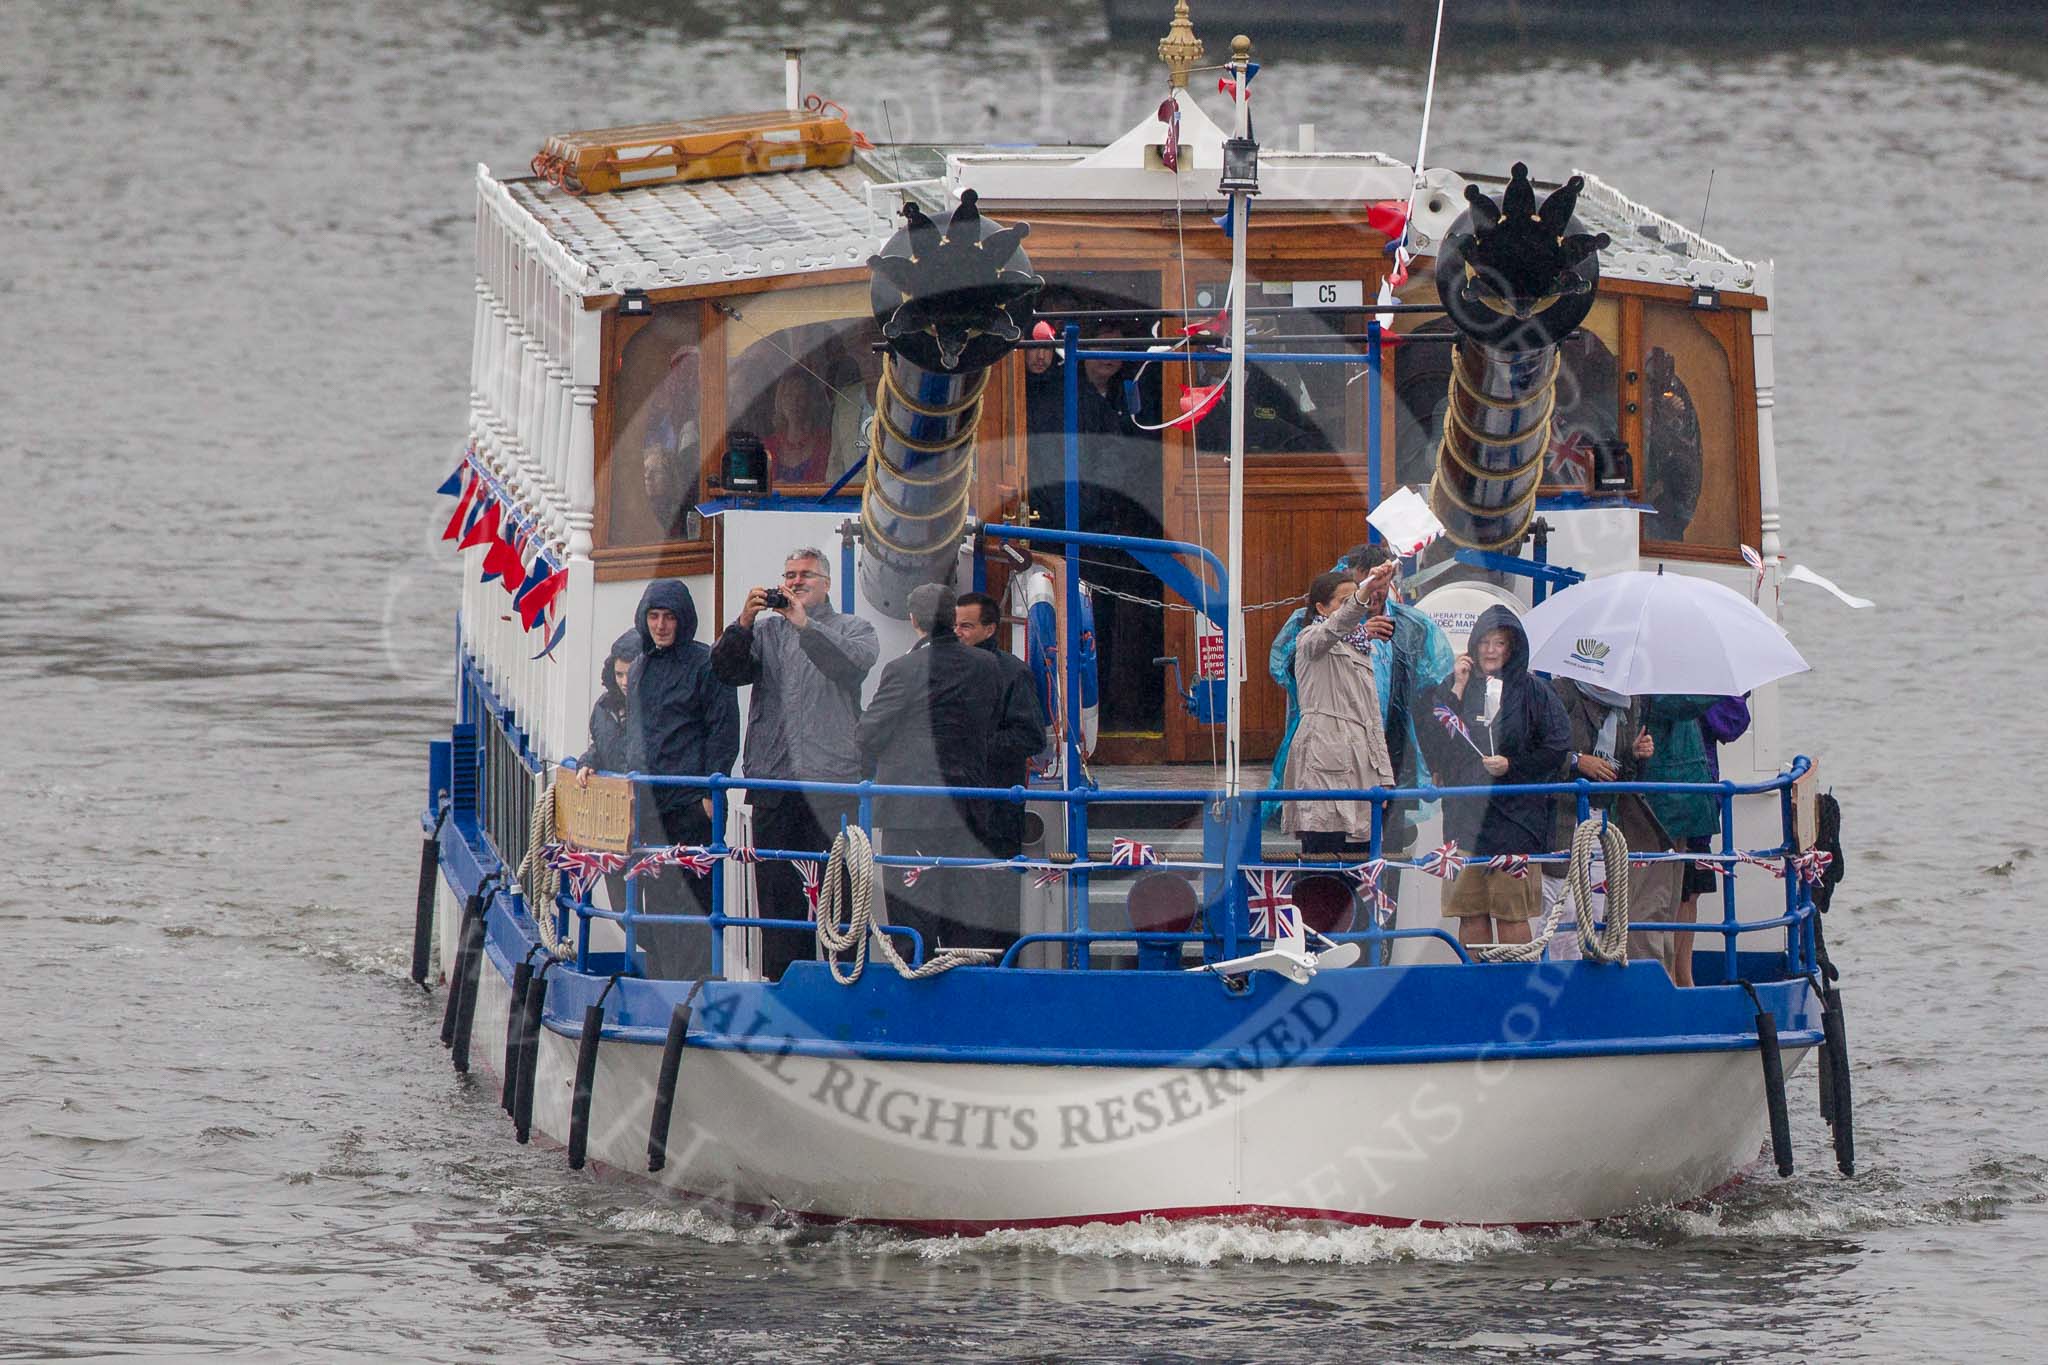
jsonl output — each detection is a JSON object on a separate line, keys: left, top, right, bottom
{"left": 1281, "top": 566, "right": 1397, "bottom": 856}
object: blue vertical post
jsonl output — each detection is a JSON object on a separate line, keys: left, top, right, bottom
{"left": 707, "top": 778, "right": 727, "bottom": 979}
{"left": 1061, "top": 323, "right": 1088, "bottom": 970}
{"left": 840, "top": 534, "right": 855, "bottom": 614}
{"left": 1720, "top": 785, "right": 1740, "bottom": 984}
{"left": 1779, "top": 778, "right": 1800, "bottom": 975}
{"left": 1366, "top": 321, "right": 1383, "bottom": 541}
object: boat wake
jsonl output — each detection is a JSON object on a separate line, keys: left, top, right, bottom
{"left": 599, "top": 1154, "right": 2046, "bottom": 1266}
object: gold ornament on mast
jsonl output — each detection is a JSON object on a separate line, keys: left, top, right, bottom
{"left": 1157, "top": 1, "right": 1204, "bottom": 89}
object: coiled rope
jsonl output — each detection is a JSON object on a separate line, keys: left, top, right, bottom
{"left": 517, "top": 779, "right": 573, "bottom": 961}
{"left": 813, "top": 825, "right": 997, "bottom": 983}
{"left": 1469, "top": 817, "right": 1630, "bottom": 964}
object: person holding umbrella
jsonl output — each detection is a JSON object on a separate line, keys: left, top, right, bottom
{"left": 1421, "top": 605, "right": 1571, "bottom": 948}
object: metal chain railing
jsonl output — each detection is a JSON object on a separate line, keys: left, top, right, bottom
{"left": 1083, "top": 580, "right": 1304, "bottom": 615}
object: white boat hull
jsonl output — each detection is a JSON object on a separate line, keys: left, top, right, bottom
{"left": 453, "top": 934, "right": 1797, "bottom": 1230}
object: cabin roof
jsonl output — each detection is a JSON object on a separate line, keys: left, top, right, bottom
{"left": 501, "top": 163, "right": 888, "bottom": 296}
{"left": 486, "top": 140, "right": 1759, "bottom": 303}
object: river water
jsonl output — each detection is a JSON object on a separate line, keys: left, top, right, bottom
{"left": 4, "top": 1, "right": 2045, "bottom": 1359}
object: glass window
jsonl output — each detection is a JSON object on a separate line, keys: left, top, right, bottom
{"left": 606, "top": 305, "right": 703, "bottom": 548}
{"left": 722, "top": 283, "right": 879, "bottom": 490}
{"left": 1640, "top": 304, "right": 1743, "bottom": 552}
{"left": 1183, "top": 277, "right": 1361, "bottom": 458}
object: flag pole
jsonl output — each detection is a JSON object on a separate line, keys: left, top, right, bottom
{"left": 1224, "top": 34, "right": 1252, "bottom": 800}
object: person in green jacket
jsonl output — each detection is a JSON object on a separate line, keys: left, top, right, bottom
{"left": 1641, "top": 694, "right": 1719, "bottom": 987}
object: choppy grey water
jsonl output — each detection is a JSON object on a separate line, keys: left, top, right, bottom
{"left": 3, "top": 1, "right": 2045, "bottom": 1359}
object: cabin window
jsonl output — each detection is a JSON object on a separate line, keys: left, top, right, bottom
{"left": 1638, "top": 303, "right": 1745, "bottom": 554}
{"left": 720, "top": 282, "right": 878, "bottom": 492}
{"left": 1182, "top": 277, "right": 1364, "bottom": 459}
{"left": 606, "top": 304, "right": 705, "bottom": 548}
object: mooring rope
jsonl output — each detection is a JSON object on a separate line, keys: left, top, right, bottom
{"left": 1469, "top": 817, "right": 1630, "bottom": 964}
{"left": 518, "top": 779, "right": 573, "bottom": 961}
{"left": 813, "top": 824, "right": 997, "bottom": 984}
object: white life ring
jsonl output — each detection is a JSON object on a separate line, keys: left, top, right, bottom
{"left": 1016, "top": 565, "right": 1097, "bottom": 769}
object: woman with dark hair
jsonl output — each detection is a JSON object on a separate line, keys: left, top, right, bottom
{"left": 1280, "top": 563, "right": 1397, "bottom": 859}
{"left": 1421, "top": 606, "right": 1571, "bottom": 948}
{"left": 575, "top": 629, "right": 643, "bottom": 912}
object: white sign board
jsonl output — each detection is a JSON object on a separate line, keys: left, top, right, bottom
{"left": 1291, "top": 280, "right": 1363, "bottom": 309}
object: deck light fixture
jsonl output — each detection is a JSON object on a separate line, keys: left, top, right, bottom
{"left": 621, "top": 287, "right": 653, "bottom": 317}
{"left": 1218, "top": 136, "right": 1260, "bottom": 195}
{"left": 1690, "top": 286, "right": 1720, "bottom": 311}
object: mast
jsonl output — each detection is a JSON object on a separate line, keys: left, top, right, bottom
{"left": 1222, "top": 34, "right": 1252, "bottom": 798}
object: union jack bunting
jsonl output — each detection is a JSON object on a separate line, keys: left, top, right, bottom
{"left": 1694, "top": 859, "right": 1724, "bottom": 874}
{"left": 900, "top": 864, "right": 925, "bottom": 888}
{"left": 1417, "top": 841, "right": 1466, "bottom": 880}
{"left": 1485, "top": 853, "right": 1531, "bottom": 879}
{"left": 726, "top": 846, "right": 760, "bottom": 863}
{"left": 626, "top": 845, "right": 717, "bottom": 880}
{"left": 541, "top": 841, "right": 627, "bottom": 901}
{"left": 795, "top": 859, "right": 822, "bottom": 919}
{"left": 1244, "top": 868, "right": 1297, "bottom": 940}
{"left": 1110, "top": 837, "right": 1160, "bottom": 868}
{"left": 1032, "top": 866, "right": 1065, "bottom": 889}
{"left": 1354, "top": 858, "right": 1397, "bottom": 917}
{"left": 1791, "top": 849, "right": 1835, "bottom": 886}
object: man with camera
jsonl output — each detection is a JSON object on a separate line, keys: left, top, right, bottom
{"left": 711, "top": 548, "right": 879, "bottom": 981}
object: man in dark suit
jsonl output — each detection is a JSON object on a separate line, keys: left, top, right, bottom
{"left": 956, "top": 590, "right": 1051, "bottom": 928}
{"left": 858, "top": 584, "right": 1017, "bottom": 956}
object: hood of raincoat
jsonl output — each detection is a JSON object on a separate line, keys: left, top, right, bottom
{"left": 635, "top": 579, "right": 699, "bottom": 656}
{"left": 1468, "top": 603, "right": 1531, "bottom": 680}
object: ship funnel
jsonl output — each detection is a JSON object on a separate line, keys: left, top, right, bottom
{"left": 858, "top": 190, "right": 1042, "bottom": 618}
{"left": 1428, "top": 163, "right": 1610, "bottom": 552}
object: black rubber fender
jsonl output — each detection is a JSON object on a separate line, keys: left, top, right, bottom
{"left": 647, "top": 987, "right": 702, "bottom": 1173}
{"left": 1754, "top": 1009, "right": 1793, "bottom": 1177}
{"left": 501, "top": 957, "right": 535, "bottom": 1113}
{"left": 567, "top": 1003, "right": 605, "bottom": 1170}
{"left": 448, "top": 905, "right": 488, "bottom": 1074}
{"left": 410, "top": 807, "right": 447, "bottom": 988}
{"left": 439, "top": 886, "right": 487, "bottom": 1045}
{"left": 512, "top": 962, "right": 551, "bottom": 1144}
{"left": 1823, "top": 985, "right": 1855, "bottom": 1176}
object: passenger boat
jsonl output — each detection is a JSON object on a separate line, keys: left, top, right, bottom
{"left": 412, "top": 6, "right": 1856, "bottom": 1229}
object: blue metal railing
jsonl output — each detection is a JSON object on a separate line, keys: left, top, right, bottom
{"left": 526, "top": 755, "right": 1818, "bottom": 984}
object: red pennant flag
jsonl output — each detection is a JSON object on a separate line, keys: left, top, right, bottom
{"left": 457, "top": 498, "right": 500, "bottom": 551}
{"left": 440, "top": 471, "right": 480, "bottom": 542}
{"left": 517, "top": 567, "right": 568, "bottom": 629}
{"left": 483, "top": 528, "right": 526, "bottom": 595}
{"left": 1365, "top": 200, "right": 1409, "bottom": 240}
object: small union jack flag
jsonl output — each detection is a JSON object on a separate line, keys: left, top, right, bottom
{"left": 1244, "top": 868, "right": 1297, "bottom": 940}
{"left": 1485, "top": 853, "right": 1531, "bottom": 880}
{"left": 1354, "top": 857, "right": 1397, "bottom": 917}
{"left": 1417, "top": 841, "right": 1466, "bottom": 880}
{"left": 1032, "top": 865, "right": 1065, "bottom": 889}
{"left": 541, "top": 841, "right": 628, "bottom": 901}
{"left": 900, "top": 863, "right": 925, "bottom": 888}
{"left": 726, "top": 846, "right": 760, "bottom": 864}
{"left": 1432, "top": 704, "right": 1474, "bottom": 746}
{"left": 1694, "top": 858, "right": 1723, "bottom": 875}
{"left": 795, "top": 859, "right": 822, "bottom": 920}
{"left": 1110, "top": 837, "right": 1159, "bottom": 868}
{"left": 1741, "top": 543, "right": 1767, "bottom": 602}
{"left": 627, "top": 845, "right": 717, "bottom": 880}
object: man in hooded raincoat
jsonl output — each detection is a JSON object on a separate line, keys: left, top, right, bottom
{"left": 626, "top": 579, "right": 740, "bottom": 979}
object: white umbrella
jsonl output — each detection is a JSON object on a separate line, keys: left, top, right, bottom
{"left": 1519, "top": 569, "right": 1809, "bottom": 696}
